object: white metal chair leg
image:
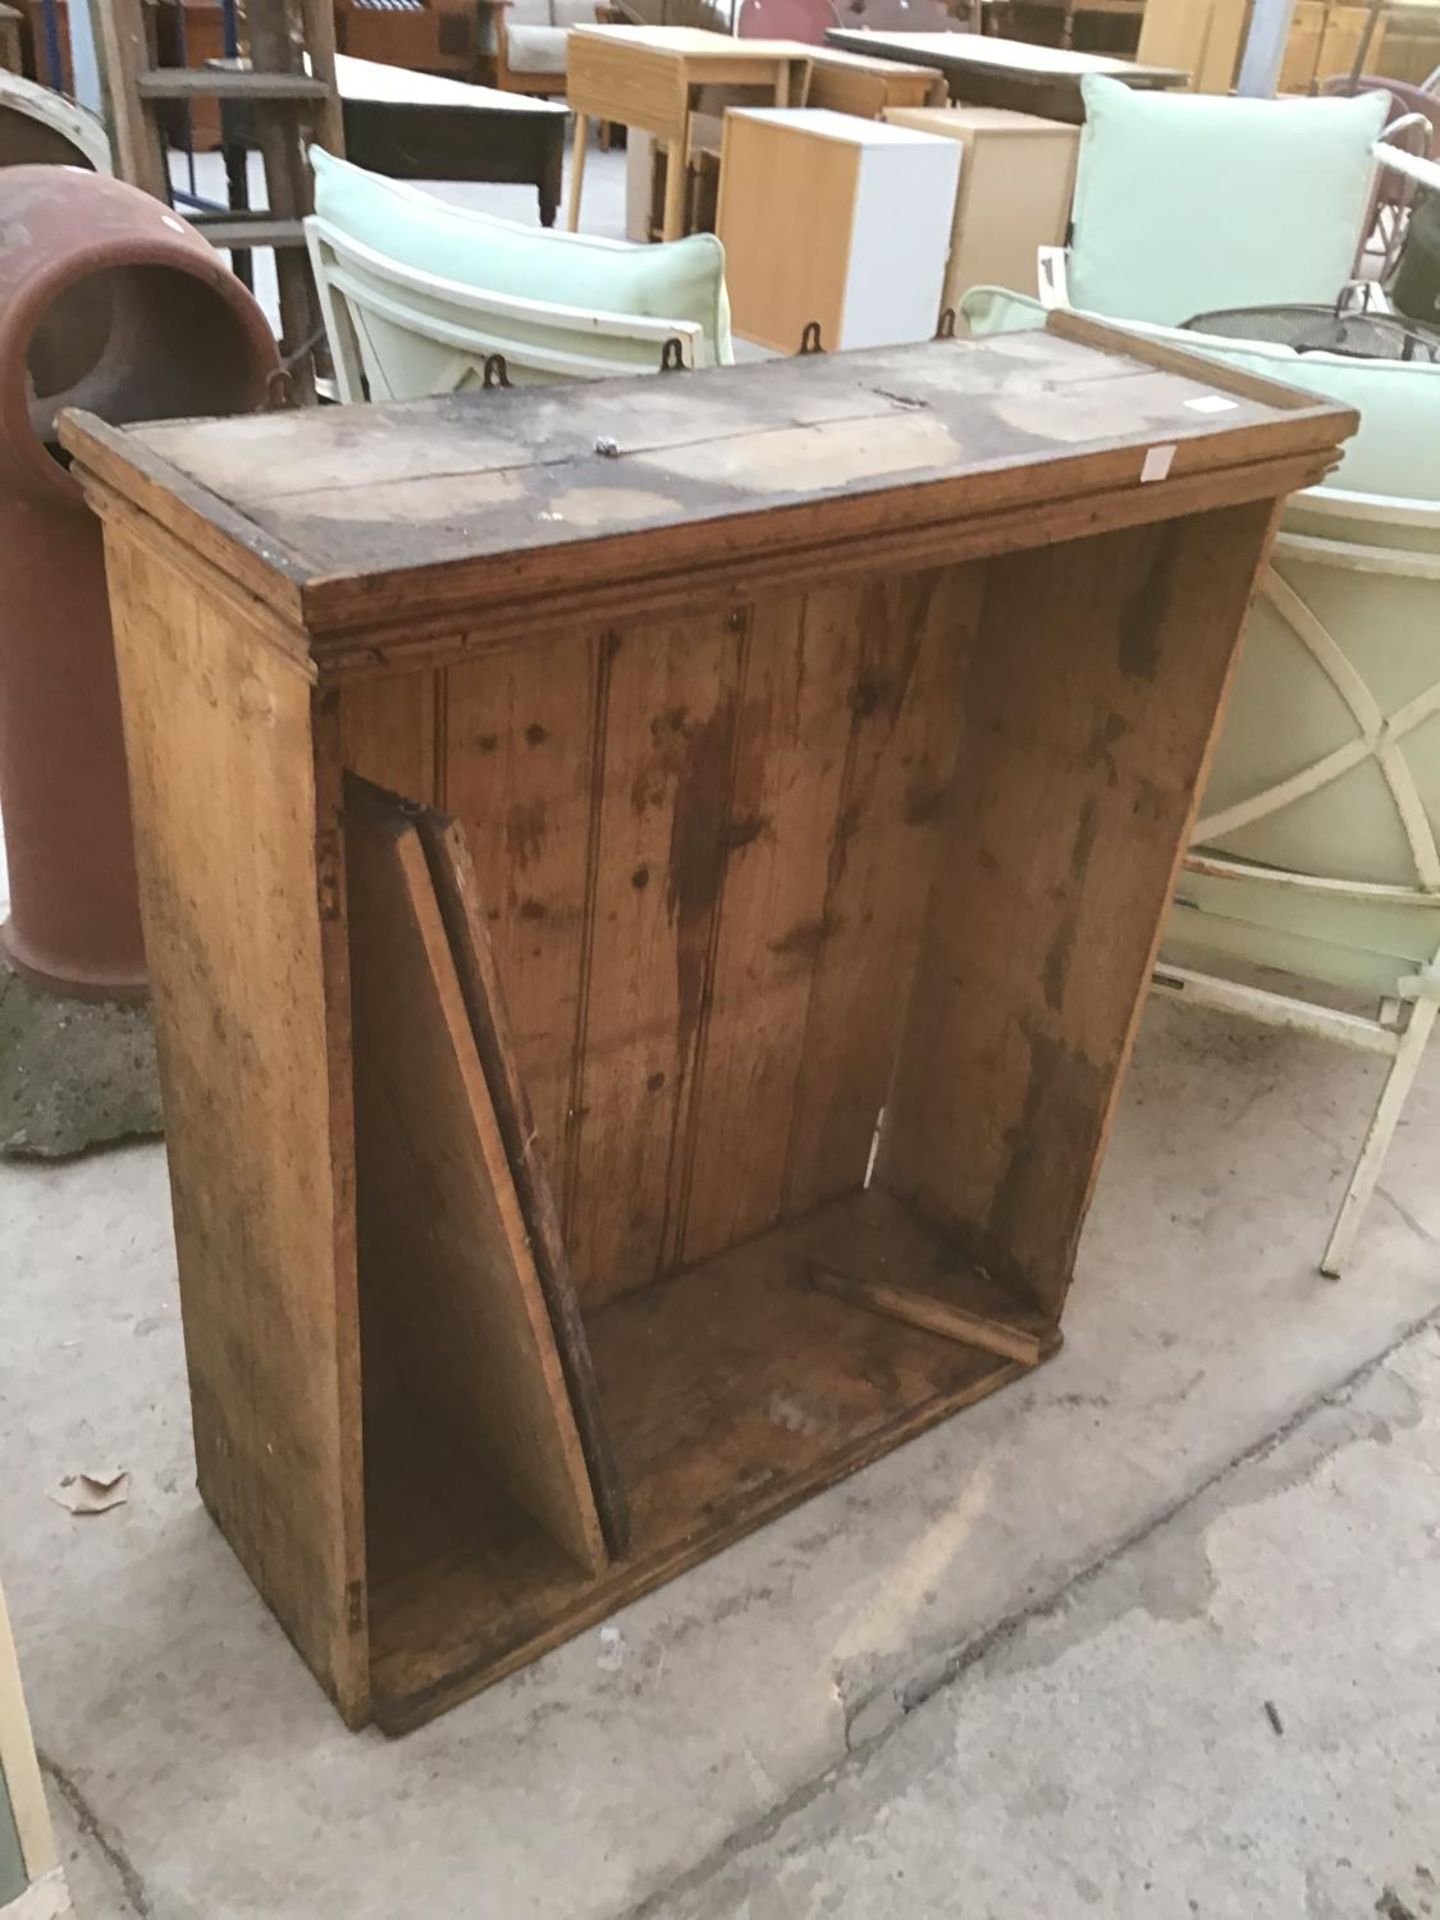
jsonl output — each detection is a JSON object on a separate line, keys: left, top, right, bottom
{"left": 1321, "top": 996, "right": 1438, "bottom": 1278}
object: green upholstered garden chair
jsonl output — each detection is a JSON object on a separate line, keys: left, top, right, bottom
{"left": 1036, "top": 75, "right": 1391, "bottom": 325}
{"left": 307, "top": 148, "right": 733, "bottom": 397}
{"left": 963, "top": 286, "right": 1440, "bottom": 1276}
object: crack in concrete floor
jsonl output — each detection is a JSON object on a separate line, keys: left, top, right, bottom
{"left": 40, "top": 1753, "right": 151, "bottom": 1918}
{"left": 621, "top": 1304, "right": 1440, "bottom": 1919}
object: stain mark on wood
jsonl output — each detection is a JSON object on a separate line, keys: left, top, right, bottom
{"left": 505, "top": 799, "right": 547, "bottom": 869}
{"left": 1117, "top": 524, "right": 1179, "bottom": 681}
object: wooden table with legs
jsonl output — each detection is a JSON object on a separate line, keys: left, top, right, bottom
{"left": 335, "top": 54, "right": 569, "bottom": 227}
{"left": 566, "top": 25, "right": 812, "bottom": 239}
{"left": 825, "top": 28, "right": 1188, "bottom": 120}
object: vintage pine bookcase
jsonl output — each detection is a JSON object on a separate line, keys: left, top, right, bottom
{"left": 62, "top": 315, "right": 1352, "bottom": 1734}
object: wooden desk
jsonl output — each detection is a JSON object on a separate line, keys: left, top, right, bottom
{"left": 624, "top": 43, "right": 944, "bottom": 244}
{"left": 63, "top": 319, "right": 1351, "bottom": 1733}
{"left": 804, "top": 44, "right": 947, "bottom": 115}
{"left": 825, "top": 29, "right": 1188, "bottom": 121}
{"left": 336, "top": 54, "right": 569, "bottom": 227}
{"left": 566, "top": 25, "right": 813, "bottom": 239}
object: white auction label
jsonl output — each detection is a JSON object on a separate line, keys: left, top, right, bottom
{"left": 1140, "top": 444, "right": 1176, "bottom": 483}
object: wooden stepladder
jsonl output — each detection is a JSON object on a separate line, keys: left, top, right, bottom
{"left": 92, "top": 0, "right": 344, "bottom": 390}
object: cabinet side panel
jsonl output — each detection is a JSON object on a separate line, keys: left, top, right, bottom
{"left": 880, "top": 502, "right": 1278, "bottom": 1317}
{"left": 102, "top": 526, "right": 369, "bottom": 1724}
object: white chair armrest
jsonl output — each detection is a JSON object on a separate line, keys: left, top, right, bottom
{"left": 1036, "top": 245, "right": 1069, "bottom": 311}
{"left": 1372, "top": 140, "right": 1440, "bottom": 194}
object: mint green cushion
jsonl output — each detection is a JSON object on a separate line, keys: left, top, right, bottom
{"left": 1067, "top": 76, "right": 1389, "bottom": 327}
{"left": 310, "top": 147, "right": 733, "bottom": 366}
{"left": 958, "top": 286, "right": 1440, "bottom": 503}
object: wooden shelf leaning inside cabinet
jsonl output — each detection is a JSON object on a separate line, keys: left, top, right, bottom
{"left": 884, "top": 104, "right": 1079, "bottom": 314}
{"left": 61, "top": 317, "right": 1355, "bottom": 1734}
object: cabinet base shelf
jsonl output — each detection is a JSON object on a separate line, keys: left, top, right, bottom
{"left": 365, "top": 1189, "right": 1050, "bottom": 1733}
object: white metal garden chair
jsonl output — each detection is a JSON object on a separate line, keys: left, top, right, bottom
{"left": 961, "top": 284, "right": 1440, "bottom": 1276}
{"left": 305, "top": 216, "right": 705, "bottom": 400}
{"left": 1157, "top": 489, "right": 1440, "bottom": 1277}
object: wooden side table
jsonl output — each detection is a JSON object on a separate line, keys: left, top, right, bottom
{"left": 717, "top": 108, "right": 960, "bottom": 350}
{"left": 804, "top": 43, "right": 947, "bottom": 114}
{"left": 884, "top": 103, "right": 1079, "bottom": 309}
{"left": 565, "top": 25, "right": 812, "bottom": 239}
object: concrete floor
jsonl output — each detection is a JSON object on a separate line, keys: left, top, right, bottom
{"left": 3, "top": 994, "right": 1439, "bottom": 1918}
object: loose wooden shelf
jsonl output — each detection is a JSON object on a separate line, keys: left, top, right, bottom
{"left": 61, "top": 317, "right": 1354, "bottom": 1734}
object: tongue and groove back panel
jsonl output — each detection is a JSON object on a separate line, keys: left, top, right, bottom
{"left": 340, "top": 567, "right": 981, "bottom": 1309}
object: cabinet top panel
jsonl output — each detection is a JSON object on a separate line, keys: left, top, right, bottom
{"left": 60, "top": 315, "right": 1352, "bottom": 664}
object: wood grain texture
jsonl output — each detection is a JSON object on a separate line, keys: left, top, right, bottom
{"left": 877, "top": 501, "right": 1282, "bottom": 1316}
{"left": 783, "top": 566, "right": 983, "bottom": 1217}
{"left": 677, "top": 591, "right": 856, "bottom": 1266}
{"left": 76, "top": 321, "right": 1351, "bottom": 1734}
{"left": 565, "top": 611, "right": 744, "bottom": 1305}
{"left": 60, "top": 322, "right": 1354, "bottom": 653}
{"left": 345, "top": 778, "right": 606, "bottom": 1576}
{"left": 413, "top": 808, "right": 631, "bottom": 1559}
{"left": 805, "top": 1190, "right": 1060, "bottom": 1365}
{"left": 716, "top": 111, "right": 856, "bottom": 355}
{"left": 99, "top": 525, "right": 370, "bottom": 1725}
{"left": 805, "top": 47, "right": 945, "bottom": 116}
{"left": 809, "top": 1265, "right": 1055, "bottom": 1365}
{"left": 340, "top": 670, "right": 438, "bottom": 803}
{"left": 441, "top": 634, "right": 600, "bottom": 1188}
{"left": 366, "top": 1192, "right": 1025, "bottom": 1732}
